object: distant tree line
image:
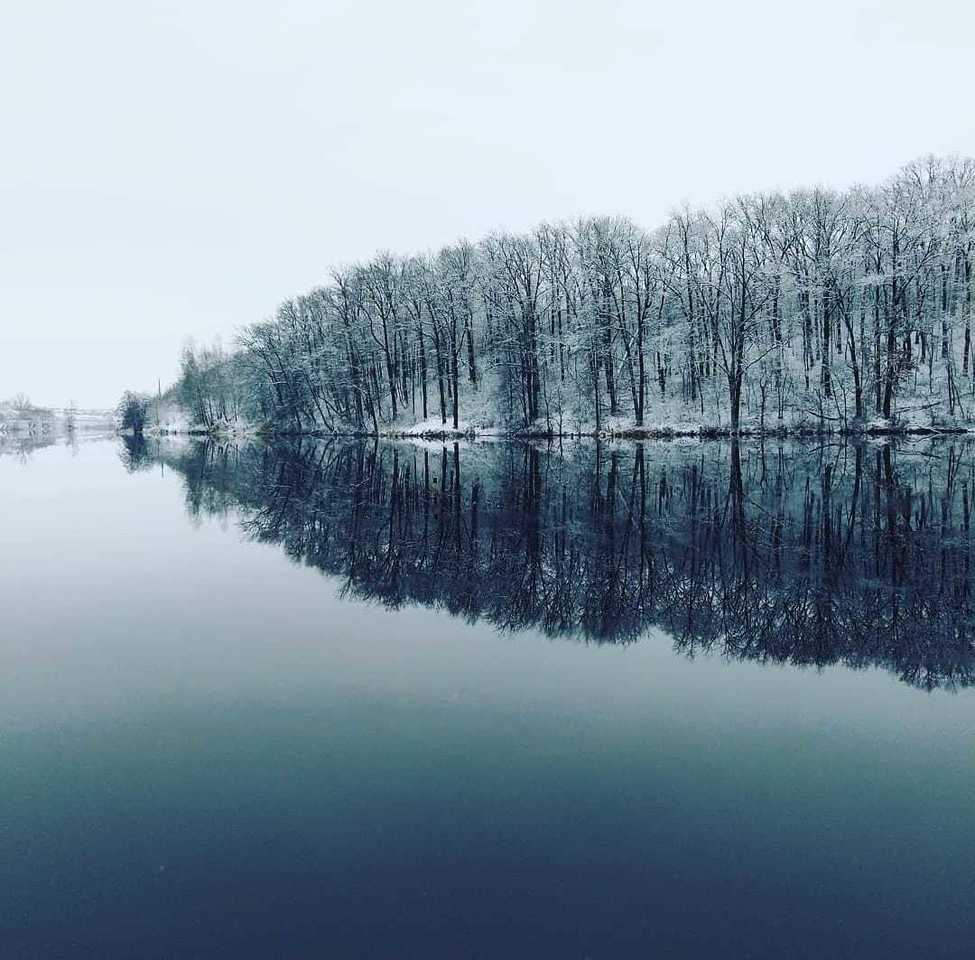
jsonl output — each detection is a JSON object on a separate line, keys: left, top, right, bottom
{"left": 162, "top": 156, "right": 974, "bottom": 435}
{"left": 1, "top": 393, "right": 56, "bottom": 438}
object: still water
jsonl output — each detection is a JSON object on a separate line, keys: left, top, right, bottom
{"left": 1, "top": 436, "right": 973, "bottom": 958}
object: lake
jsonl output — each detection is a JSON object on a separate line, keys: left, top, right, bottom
{"left": 2, "top": 436, "right": 973, "bottom": 958}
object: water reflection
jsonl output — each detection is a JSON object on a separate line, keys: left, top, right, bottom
{"left": 0, "top": 434, "right": 58, "bottom": 461}
{"left": 119, "top": 432, "right": 152, "bottom": 472}
{"left": 150, "top": 438, "right": 975, "bottom": 691}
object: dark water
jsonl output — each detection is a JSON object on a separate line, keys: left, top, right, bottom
{"left": 2, "top": 437, "right": 973, "bottom": 958}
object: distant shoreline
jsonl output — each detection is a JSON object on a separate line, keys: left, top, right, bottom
{"left": 143, "top": 423, "right": 975, "bottom": 443}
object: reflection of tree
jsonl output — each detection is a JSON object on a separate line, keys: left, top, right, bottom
{"left": 0, "top": 435, "right": 57, "bottom": 463}
{"left": 118, "top": 434, "right": 153, "bottom": 473}
{"left": 155, "top": 438, "right": 975, "bottom": 691}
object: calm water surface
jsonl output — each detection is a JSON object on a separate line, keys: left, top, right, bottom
{"left": 1, "top": 437, "right": 973, "bottom": 958}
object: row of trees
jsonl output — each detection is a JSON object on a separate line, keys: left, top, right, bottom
{"left": 170, "top": 155, "right": 975, "bottom": 434}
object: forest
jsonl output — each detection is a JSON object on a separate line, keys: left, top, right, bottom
{"left": 132, "top": 436, "right": 975, "bottom": 691}
{"left": 155, "top": 155, "right": 974, "bottom": 437}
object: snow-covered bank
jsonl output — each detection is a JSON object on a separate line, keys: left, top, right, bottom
{"left": 142, "top": 366, "right": 975, "bottom": 441}
{"left": 143, "top": 418, "right": 975, "bottom": 444}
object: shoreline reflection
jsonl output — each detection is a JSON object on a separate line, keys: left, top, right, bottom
{"left": 143, "top": 437, "right": 975, "bottom": 692}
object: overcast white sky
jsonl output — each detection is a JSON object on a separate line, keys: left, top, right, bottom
{"left": 3, "top": 0, "right": 974, "bottom": 408}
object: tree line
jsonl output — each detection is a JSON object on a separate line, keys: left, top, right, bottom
{"left": 163, "top": 155, "right": 974, "bottom": 435}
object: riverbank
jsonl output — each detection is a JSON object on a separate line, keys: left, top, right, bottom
{"left": 143, "top": 420, "right": 975, "bottom": 443}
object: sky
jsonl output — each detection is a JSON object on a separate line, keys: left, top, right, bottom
{"left": 2, "top": 0, "right": 974, "bottom": 409}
